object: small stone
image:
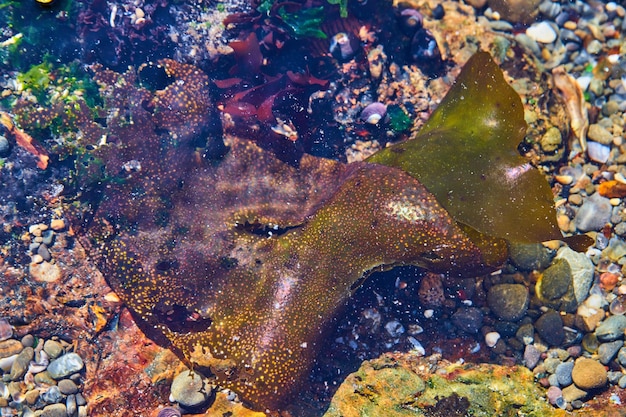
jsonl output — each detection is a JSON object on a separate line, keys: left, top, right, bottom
{"left": 540, "top": 127, "right": 562, "bottom": 152}
{"left": 572, "top": 357, "right": 607, "bottom": 390}
{"left": 75, "top": 393, "right": 86, "bottom": 406}
{"left": 0, "top": 339, "right": 23, "bottom": 359}
{"left": 29, "top": 261, "right": 62, "bottom": 283}
{"left": 602, "top": 100, "right": 619, "bottom": 116}
{"left": 598, "top": 340, "right": 623, "bottom": 365}
{"left": 20, "top": 334, "right": 34, "bottom": 348}
{"left": 526, "top": 21, "right": 558, "bottom": 43}
{"left": 47, "top": 353, "right": 84, "bottom": 380}
{"left": 516, "top": 323, "right": 535, "bottom": 345}
{"left": 595, "top": 315, "right": 626, "bottom": 342}
{"left": 535, "top": 310, "right": 565, "bottom": 346}
{"left": 574, "top": 193, "right": 612, "bottom": 232}
{"left": 58, "top": 379, "right": 78, "bottom": 395}
{"left": 555, "top": 361, "right": 574, "bottom": 386}
{"left": 10, "top": 346, "right": 34, "bottom": 381}
{"left": 42, "top": 385, "right": 63, "bottom": 404}
{"left": 66, "top": 394, "right": 77, "bottom": 416}
{"left": 508, "top": 242, "right": 553, "bottom": 271}
{"left": 524, "top": 344, "right": 541, "bottom": 369}
{"left": 618, "top": 347, "right": 626, "bottom": 366}
{"left": 451, "top": 307, "right": 483, "bottom": 334}
{"left": 40, "top": 403, "right": 67, "bottom": 417}
{"left": 170, "top": 370, "right": 213, "bottom": 410}
{"left": 487, "top": 284, "right": 529, "bottom": 321}
{"left": 543, "top": 357, "right": 561, "bottom": 374}
{"left": 586, "top": 39, "right": 603, "bottom": 54}
{"left": 536, "top": 258, "right": 577, "bottom": 312}
{"left": 602, "top": 237, "right": 626, "bottom": 262}
{"left": 485, "top": 332, "right": 500, "bottom": 348}
{"left": 43, "top": 340, "right": 64, "bottom": 359}
{"left": 562, "top": 384, "right": 587, "bottom": 402}
{"left": 0, "top": 135, "right": 9, "bottom": 156}
{"left": 24, "top": 388, "right": 40, "bottom": 405}
{"left": 546, "top": 385, "right": 562, "bottom": 405}
{"left": 37, "top": 244, "right": 52, "bottom": 262}
{"left": 35, "top": 371, "right": 56, "bottom": 386}
{"left": 41, "top": 229, "right": 55, "bottom": 246}
{"left": 50, "top": 219, "right": 65, "bottom": 231}
{"left": 78, "top": 405, "right": 87, "bottom": 417}
{"left": 620, "top": 375, "right": 626, "bottom": 389}
{"left": 587, "top": 141, "right": 611, "bottom": 164}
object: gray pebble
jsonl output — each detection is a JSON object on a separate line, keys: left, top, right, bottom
{"left": 489, "top": 20, "right": 514, "bottom": 31}
{"left": 548, "top": 373, "right": 560, "bottom": 387}
{"left": 487, "top": 284, "right": 529, "bottom": 321}
{"left": 508, "top": 242, "right": 553, "bottom": 271}
{"left": 43, "top": 340, "right": 64, "bottom": 359}
{"left": 58, "top": 378, "right": 78, "bottom": 395}
{"left": 619, "top": 375, "right": 626, "bottom": 389}
{"left": 66, "top": 394, "right": 77, "bottom": 417}
{"left": 544, "top": 357, "right": 561, "bottom": 374}
{"left": 170, "top": 370, "right": 213, "bottom": 410}
{"left": 10, "top": 346, "right": 34, "bottom": 381}
{"left": 539, "top": 0, "right": 561, "bottom": 18}
{"left": 47, "top": 352, "right": 84, "bottom": 379}
{"left": 42, "top": 385, "right": 63, "bottom": 404}
{"left": 40, "top": 403, "right": 67, "bottom": 417}
{"left": 588, "top": 79, "right": 605, "bottom": 97}
{"left": 451, "top": 307, "right": 483, "bottom": 334}
{"left": 75, "top": 393, "right": 86, "bottom": 406}
{"left": 574, "top": 193, "right": 612, "bottom": 232}
{"left": 0, "top": 135, "right": 9, "bottom": 157}
{"left": 28, "top": 242, "right": 41, "bottom": 253}
{"left": 20, "top": 334, "right": 34, "bottom": 348}
{"left": 608, "top": 371, "right": 623, "bottom": 385}
{"left": 555, "top": 361, "right": 574, "bottom": 386}
{"left": 516, "top": 323, "right": 535, "bottom": 345}
{"left": 524, "top": 344, "right": 541, "bottom": 369}
{"left": 41, "top": 229, "right": 55, "bottom": 246}
{"left": 536, "top": 258, "right": 577, "bottom": 312}
{"left": 618, "top": 347, "right": 626, "bottom": 366}
{"left": 598, "top": 340, "right": 623, "bottom": 364}
{"left": 37, "top": 244, "right": 52, "bottom": 262}
{"left": 554, "top": 247, "right": 594, "bottom": 304}
{"left": 595, "top": 315, "right": 626, "bottom": 342}
{"left": 588, "top": 124, "right": 613, "bottom": 145}
{"left": 602, "top": 100, "right": 620, "bottom": 116}
{"left": 535, "top": 310, "right": 565, "bottom": 346}
{"left": 515, "top": 33, "right": 541, "bottom": 56}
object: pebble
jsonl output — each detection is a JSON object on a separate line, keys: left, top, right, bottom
{"left": 451, "top": 307, "right": 483, "bottom": 334}
{"left": 540, "top": 126, "right": 562, "bottom": 152}
{"left": 485, "top": 332, "right": 500, "bottom": 348}
{"left": 10, "top": 347, "right": 33, "bottom": 381}
{"left": 170, "top": 370, "right": 213, "bottom": 410}
{"left": 47, "top": 353, "right": 84, "bottom": 380}
{"left": 595, "top": 315, "right": 626, "bottom": 342}
{"left": 572, "top": 357, "right": 607, "bottom": 390}
{"left": 20, "top": 334, "right": 34, "bottom": 348}
{"left": 526, "top": 21, "right": 558, "bottom": 43}
{"left": 66, "top": 394, "right": 77, "bottom": 416}
{"left": 546, "top": 385, "right": 563, "bottom": 405}
{"left": 574, "top": 193, "right": 612, "bottom": 232}
{"left": 0, "top": 135, "right": 10, "bottom": 157}
{"left": 516, "top": 323, "right": 535, "bottom": 345}
{"left": 587, "top": 125, "right": 613, "bottom": 145}
{"left": 58, "top": 379, "right": 78, "bottom": 395}
{"left": 536, "top": 258, "right": 577, "bottom": 312}
{"left": 43, "top": 340, "right": 64, "bottom": 359}
{"left": 39, "top": 403, "right": 67, "bottom": 417}
{"left": 508, "top": 242, "right": 553, "bottom": 271}
{"left": 0, "top": 339, "right": 24, "bottom": 359}
{"left": 50, "top": 219, "right": 65, "bottom": 231}
{"left": 587, "top": 141, "right": 611, "bottom": 164}
{"left": 487, "top": 284, "right": 529, "bottom": 321}
{"left": 42, "top": 385, "right": 63, "bottom": 404}
{"left": 37, "top": 244, "right": 52, "bottom": 262}
{"left": 602, "top": 237, "right": 626, "bottom": 261}
{"left": 562, "top": 383, "right": 587, "bottom": 402}
{"left": 555, "top": 361, "right": 574, "bottom": 386}
{"left": 535, "top": 310, "right": 565, "bottom": 346}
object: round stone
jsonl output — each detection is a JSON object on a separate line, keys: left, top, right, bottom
{"left": 598, "top": 340, "right": 623, "bottom": 365}
{"left": 10, "top": 346, "right": 34, "bottom": 381}
{"left": 535, "top": 310, "right": 565, "bottom": 346}
{"left": 0, "top": 339, "right": 24, "bottom": 359}
{"left": 47, "top": 353, "right": 84, "bottom": 379}
{"left": 574, "top": 193, "right": 612, "bottom": 233}
{"left": 40, "top": 403, "right": 67, "bottom": 417}
{"left": 555, "top": 361, "right": 574, "bottom": 386}
{"left": 451, "top": 307, "right": 483, "bottom": 334}
{"left": 43, "top": 340, "right": 64, "bottom": 359}
{"left": 20, "top": 334, "right": 34, "bottom": 348}
{"left": 0, "top": 135, "right": 9, "bottom": 156}
{"left": 170, "top": 370, "right": 213, "bottom": 410}
{"left": 536, "top": 259, "right": 577, "bottom": 312}
{"left": 487, "top": 284, "right": 529, "bottom": 321}
{"left": 58, "top": 379, "right": 78, "bottom": 395}
{"left": 572, "top": 357, "right": 607, "bottom": 390}
{"left": 526, "top": 21, "right": 558, "bottom": 43}
{"left": 524, "top": 344, "right": 541, "bottom": 370}
{"left": 508, "top": 242, "right": 553, "bottom": 271}
{"left": 595, "top": 315, "right": 626, "bottom": 342}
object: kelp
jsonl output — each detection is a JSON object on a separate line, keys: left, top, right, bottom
{"left": 71, "top": 52, "right": 564, "bottom": 410}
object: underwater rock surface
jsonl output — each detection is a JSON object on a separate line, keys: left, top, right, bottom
{"left": 71, "top": 52, "right": 561, "bottom": 410}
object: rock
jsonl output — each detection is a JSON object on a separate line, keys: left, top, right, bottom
{"left": 524, "top": 344, "right": 541, "bottom": 370}
{"left": 43, "top": 340, "right": 64, "bottom": 359}
{"left": 40, "top": 403, "right": 67, "bottom": 417}
{"left": 20, "top": 334, "right": 34, "bottom": 348}
{"left": 602, "top": 237, "right": 626, "bottom": 262}
{"left": 555, "top": 361, "right": 574, "bottom": 386}
{"left": 66, "top": 394, "right": 77, "bottom": 417}
{"left": 487, "top": 284, "right": 529, "bottom": 321}
{"left": 587, "top": 141, "right": 611, "bottom": 164}
{"left": 170, "top": 370, "right": 213, "bottom": 410}
{"left": 50, "top": 219, "right": 66, "bottom": 231}
{"left": 546, "top": 385, "right": 562, "bottom": 405}
{"left": 0, "top": 339, "right": 23, "bottom": 359}
{"left": 35, "top": 371, "right": 56, "bottom": 386}
{"left": 555, "top": 247, "right": 594, "bottom": 303}
{"left": 535, "top": 310, "right": 565, "bottom": 346}
{"left": 571, "top": 358, "right": 607, "bottom": 390}
{"left": 526, "top": 21, "right": 558, "bottom": 43}
{"left": 598, "top": 340, "right": 624, "bottom": 365}
{"left": 29, "top": 261, "right": 62, "bottom": 283}
{"left": 10, "top": 346, "right": 34, "bottom": 381}
{"left": 535, "top": 258, "right": 577, "bottom": 312}
{"left": 595, "top": 315, "right": 626, "bottom": 342}
{"left": 588, "top": 124, "right": 614, "bottom": 144}
{"left": 42, "top": 385, "right": 63, "bottom": 404}
{"left": 618, "top": 347, "right": 626, "bottom": 367}
{"left": 451, "top": 307, "right": 483, "bottom": 334}
{"left": 540, "top": 127, "right": 562, "bottom": 152}
{"left": 573, "top": 193, "right": 612, "bottom": 232}
{"left": 47, "top": 353, "right": 84, "bottom": 380}
{"left": 58, "top": 379, "right": 78, "bottom": 395}
{"left": 508, "top": 242, "right": 553, "bottom": 271}
{"left": 562, "top": 384, "right": 587, "bottom": 402}
{"left": 37, "top": 244, "right": 52, "bottom": 262}
{"left": 516, "top": 323, "right": 534, "bottom": 345}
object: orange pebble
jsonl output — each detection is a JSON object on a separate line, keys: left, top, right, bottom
{"left": 598, "top": 180, "right": 626, "bottom": 198}
{"left": 599, "top": 272, "right": 620, "bottom": 291}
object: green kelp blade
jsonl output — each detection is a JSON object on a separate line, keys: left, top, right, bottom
{"left": 368, "top": 51, "right": 561, "bottom": 243}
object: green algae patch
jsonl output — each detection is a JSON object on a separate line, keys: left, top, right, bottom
{"left": 368, "top": 52, "right": 562, "bottom": 244}
{"left": 324, "top": 353, "right": 565, "bottom": 417}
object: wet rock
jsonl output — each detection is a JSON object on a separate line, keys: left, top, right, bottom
{"left": 43, "top": 340, "right": 64, "bottom": 359}
{"left": 562, "top": 384, "right": 587, "bottom": 402}
{"left": 37, "top": 244, "right": 52, "bottom": 262}
{"left": 170, "top": 370, "right": 213, "bottom": 410}
{"left": 66, "top": 394, "right": 77, "bottom": 416}
{"left": 0, "top": 135, "right": 9, "bottom": 156}
{"left": 451, "top": 307, "right": 483, "bottom": 334}
{"left": 487, "top": 284, "right": 529, "bottom": 321}
{"left": 0, "top": 339, "right": 23, "bottom": 359}
{"left": 42, "top": 385, "right": 63, "bottom": 404}
{"left": 588, "top": 124, "right": 613, "bottom": 144}
{"left": 524, "top": 344, "right": 542, "bottom": 370}
{"left": 58, "top": 379, "right": 78, "bottom": 395}
{"left": 595, "top": 315, "right": 626, "bottom": 342}
{"left": 602, "top": 237, "right": 626, "bottom": 262}
{"left": 535, "top": 310, "right": 565, "bottom": 346}
{"left": 618, "top": 347, "right": 626, "bottom": 367}
{"left": 526, "top": 21, "right": 558, "bottom": 43}
{"left": 555, "top": 361, "right": 574, "bottom": 386}
{"left": 539, "top": 127, "right": 562, "bottom": 152}
{"left": 555, "top": 247, "right": 594, "bottom": 303}
{"left": 20, "top": 334, "right": 34, "bottom": 348}
{"left": 598, "top": 341, "right": 623, "bottom": 365}
{"left": 587, "top": 141, "right": 611, "bottom": 164}
{"left": 516, "top": 323, "right": 535, "bottom": 345}
{"left": 571, "top": 358, "right": 607, "bottom": 390}
{"left": 47, "top": 353, "right": 84, "bottom": 380}
{"left": 536, "top": 258, "right": 577, "bottom": 312}
{"left": 10, "top": 346, "right": 34, "bottom": 381}
{"left": 574, "top": 193, "right": 612, "bottom": 232}
{"left": 508, "top": 242, "right": 553, "bottom": 271}
{"left": 35, "top": 371, "right": 56, "bottom": 386}
{"left": 40, "top": 403, "right": 67, "bottom": 417}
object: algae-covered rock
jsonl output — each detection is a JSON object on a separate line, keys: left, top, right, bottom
{"left": 324, "top": 353, "right": 563, "bottom": 417}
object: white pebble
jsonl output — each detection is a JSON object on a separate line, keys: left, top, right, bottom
{"left": 423, "top": 309, "right": 434, "bottom": 319}
{"left": 485, "top": 331, "right": 501, "bottom": 348}
{"left": 526, "top": 21, "right": 558, "bottom": 44}
{"left": 587, "top": 141, "right": 611, "bottom": 163}
{"left": 576, "top": 75, "right": 592, "bottom": 91}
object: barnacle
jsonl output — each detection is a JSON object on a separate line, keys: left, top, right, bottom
{"left": 71, "top": 52, "right": 564, "bottom": 411}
